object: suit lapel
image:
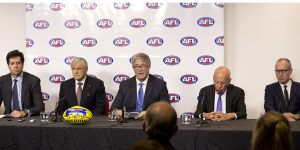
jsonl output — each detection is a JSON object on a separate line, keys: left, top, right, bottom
{"left": 208, "top": 85, "right": 215, "bottom": 112}
{"left": 21, "top": 73, "right": 27, "bottom": 106}
{"left": 6, "top": 75, "right": 13, "bottom": 109}
{"left": 225, "top": 85, "right": 233, "bottom": 112}
{"left": 275, "top": 82, "right": 287, "bottom": 109}
{"left": 144, "top": 75, "right": 154, "bottom": 109}
{"left": 69, "top": 78, "right": 78, "bottom": 105}
{"left": 81, "top": 76, "right": 90, "bottom": 106}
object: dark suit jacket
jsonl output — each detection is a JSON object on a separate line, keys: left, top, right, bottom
{"left": 264, "top": 81, "right": 300, "bottom": 114}
{"left": 58, "top": 76, "right": 106, "bottom": 116}
{"left": 194, "top": 84, "right": 247, "bottom": 119}
{"left": 0, "top": 72, "right": 44, "bottom": 115}
{"left": 110, "top": 74, "right": 170, "bottom": 112}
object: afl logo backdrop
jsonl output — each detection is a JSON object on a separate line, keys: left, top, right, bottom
{"left": 26, "top": 38, "right": 34, "bottom": 48}
{"left": 197, "top": 55, "right": 215, "bottom": 65}
{"left": 97, "top": 56, "right": 113, "bottom": 65}
{"left": 169, "top": 93, "right": 181, "bottom": 103}
{"left": 64, "top": 56, "right": 76, "bottom": 65}
{"left": 146, "top": 3, "right": 163, "bottom": 9}
{"left": 153, "top": 74, "right": 164, "bottom": 81}
{"left": 113, "top": 37, "right": 130, "bottom": 47}
{"left": 106, "top": 93, "right": 114, "bottom": 102}
{"left": 33, "top": 56, "right": 49, "bottom": 65}
{"left": 49, "top": 38, "right": 65, "bottom": 47}
{"left": 197, "top": 17, "right": 215, "bottom": 27}
{"left": 26, "top": 3, "right": 33, "bottom": 11}
{"left": 97, "top": 19, "right": 113, "bottom": 28}
{"left": 114, "top": 2, "right": 130, "bottom": 9}
{"left": 163, "top": 55, "right": 180, "bottom": 65}
{"left": 81, "top": 2, "right": 97, "bottom": 10}
{"left": 49, "top": 3, "right": 65, "bottom": 11}
{"left": 81, "top": 37, "right": 97, "bottom": 47}
{"left": 215, "top": 36, "right": 224, "bottom": 46}
{"left": 181, "top": 74, "right": 198, "bottom": 84}
{"left": 65, "top": 20, "right": 81, "bottom": 29}
{"left": 180, "top": 36, "right": 198, "bottom": 46}
{"left": 180, "top": 3, "right": 197, "bottom": 8}
{"left": 130, "top": 18, "right": 146, "bottom": 28}
{"left": 146, "top": 37, "right": 163, "bottom": 47}
{"left": 163, "top": 18, "right": 180, "bottom": 28}
{"left": 33, "top": 20, "right": 49, "bottom": 29}
{"left": 49, "top": 74, "right": 65, "bottom": 84}
{"left": 113, "top": 74, "right": 129, "bottom": 84}
{"left": 42, "top": 92, "right": 50, "bottom": 101}
{"left": 215, "top": 3, "right": 224, "bottom": 8}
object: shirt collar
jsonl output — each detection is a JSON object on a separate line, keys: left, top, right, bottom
{"left": 279, "top": 79, "right": 292, "bottom": 87}
{"left": 75, "top": 75, "right": 87, "bottom": 85}
{"left": 136, "top": 75, "right": 149, "bottom": 85}
{"left": 11, "top": 72, "right": 23, "bottom": 81}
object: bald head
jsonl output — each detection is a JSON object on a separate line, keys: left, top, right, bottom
{"left": 213, "top": 66, "right": 231, "bottom": 93}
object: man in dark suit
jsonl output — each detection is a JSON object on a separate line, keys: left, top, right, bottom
{"left": 264, "top": 58, "right": 300, "bottom": 121}
{"left": 194, "top": 66, "right": 247, "bottom": 121}
{"left": 0, "top": 50, "right": 44, "bottom": 118}
{"left": 58, "top": 57, "right": 106, "bottom": 116}
{"left": 110, "top": 53, "right": 170, "bottom": 120}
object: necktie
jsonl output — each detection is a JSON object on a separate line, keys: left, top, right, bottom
{"left": 12, "top": 79, "right": 20, "bottom": 110}
{"left": 216, "top": 93, "right": 222, "bottom": 112}
{"left": 76, "top": 82, "right": 83, "bottom": 105}
{"left": 137, "top": 83, "right": 144, "bottom": 112}
{"left": 284, "top": 85, "right": 289, "bottom": 106}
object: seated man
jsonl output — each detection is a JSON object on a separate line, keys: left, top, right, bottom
{"left": 110, "top": 52, "right": 170, "bottom": 119}
{"left": 194, "top": 66, "right": 247, "bottom": 121}
{"left": 58, "top": 57, "right": 106, "bottom": 115}
{"left": 264, "top": 58, "right": 300, "bottom": 121}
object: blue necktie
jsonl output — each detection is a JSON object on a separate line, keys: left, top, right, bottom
{"left": 137, "top": 83, "right": 144, "bottom": 112}
{"left": 12, "top": 79, "right": 20, "bottom": 110}
{"left": 216, "top": 93, "right": 222, "bottom": 112}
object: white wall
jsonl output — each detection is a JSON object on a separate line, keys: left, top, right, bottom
{"left": 1, "top": 3, "right": 300, "bottom": 119}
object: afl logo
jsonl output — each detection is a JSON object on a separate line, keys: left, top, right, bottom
{"left": 49, "top": 38, "right": 65, "bottom": 47}
{"left": 181, "top": 74, "right": 198, "bottom": 84}
{"left": 26, "top": 38, "right": 34, "bottom": 48}
{"left": 180, "top": 36, "right": 198, "bottom": 46}
{"left": 97, "top": 56, "right": 113, "bottom": 65}
{"left": 42, "top": 92, "right": 50, "bottom": 101}
{"left": 153, "top": 74, "right": 164, "bottom": 81}
{"left": 146, "top": 3, "right": 163, "bottom": 9}
{"left": 113, "top": 37, "right": 130, "bottom": 47}
{"left": 26, "top": 3, "right": 33, "bottom": 11}
{"left": 88, "top": 74, "right": 97, "bottom": 78}
{"left": 81, "top": 37, "right": 97, "bottom": 47}
{"left": 146, "top": 37, "right": 163, "bottom": 47}
{"left": 97, "top": 19, "right": 113, "bottom": 28}
{"left": 197, "top": 17, "right": 215, "bottom": 27}
{"left": 64, "top": 56, "right": 76, "bottom": 65}
{"left": 33, "top": 56, "right": 49, "bottom": 65}
{"left": 81, "top": 2, "right": 97, "bottom": 10}
{"left": 180, "top": 3, "right": 197, "bottom": 8}
{"left": 130, "top": 18, "right": 146, "bottom": 28}
{"left": 114, "top": 2, "right": 130, "bottom": 9}
{"left": 215, "top": 3, "right": 224, "bottom": 8}
{"left": 49, "top": 74, "right": 65, "bottom": 84}
{"left": 163, "top": 55, "right": 180, "bottom": 65}
{"left": 113, "top": 74, "right": 129, "bottom": 84}
{"left": 197, "top": 55, "right": 215, "bottom": 65}
{"left": 49, "top": 3, "right": 65, "bottom": 11}
{"left": 169, "top": 93, "right": 181, "bottom": 103}
{"left": 65, "top": 19, "right": 81, "bottom": 29}
{"left": 106, "top": 93, "right": 114, "bottom": 102}
{"left": 33, "top": 20, "right": 49, "bottom": 29}
{"left": 163, "top": 18, "right": 180, "bottom": 28}
{"left": 215, "top": 36, "right": 224, "bottom": 46}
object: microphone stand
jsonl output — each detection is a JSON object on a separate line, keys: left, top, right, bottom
{"left": 196, "top": 92, "right": 207, "bottom": 126}
{"left": 50, "top": 97, "right": 65, "bottom": 122}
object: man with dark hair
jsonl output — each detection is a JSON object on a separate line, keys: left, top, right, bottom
{"left": 143, "top": 101, "right": 177, "bottom": 150}
{"left": 0, "top": 49, "right": 44, "bottom": 118}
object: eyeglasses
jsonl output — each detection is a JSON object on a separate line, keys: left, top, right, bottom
{"left": 274, "top": 69, "right": 290, "bottom": 74}
{"left": 133, "top": 64, "right": 148, "bottom": 70}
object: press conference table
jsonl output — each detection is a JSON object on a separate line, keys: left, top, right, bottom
{"left": 1, "top": 116, "right": 300, "bottom": 150}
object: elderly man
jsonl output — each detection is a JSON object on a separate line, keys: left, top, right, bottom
{"left": 264, "top": 58, "right": 300, "bottom": 121}
{"left": 58, "top": 57, "right": 106, "bottom": 115}
{"left": 194, "top": 66, "right": 247, "bottom": 121}
{"left": 110, "top": 52, "right": 170, "bottom": 119}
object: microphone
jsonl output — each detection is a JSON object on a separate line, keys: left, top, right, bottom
{"left": 196, "top": 92, "right": 207, "bottom": 125}
{"left": 50, "top": 97, "right": 66, "bottom": 122}
{"left": 119, "top": 86, "right": 131, "bottom": 123}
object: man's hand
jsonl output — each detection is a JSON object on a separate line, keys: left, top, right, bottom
{"left": 113, "top": 109, "right": 123, "bottom": 119}
{"left": 135, "top": 111, "right": 146, "bottom": 120}
{"left": 204, "top": 112, "right": 235, "bottom": 121}
{"left": 10, "top": 110, "right": 26, "bottom": 118}
{"left": 283, "top": 112, "right": 297, "bottom": 122}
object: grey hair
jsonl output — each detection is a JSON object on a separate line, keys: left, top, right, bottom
{"left": 131, "top": 52, "right": 151, "bottom": 68}
{"left": 276, "top": 58, "right": 292, "bottom": 69}
{"left": 71, "top": 57, "right": 88, "bottom": 70}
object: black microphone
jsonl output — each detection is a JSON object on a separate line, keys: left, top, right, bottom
{"left": 196, "top": 92, "right": 207, "bottom": 125}
{"left": 50, "top": 97, "right": 66, "bottom": 122}
{"left": 119, "top": 86, "right": 131, "bottom": 123}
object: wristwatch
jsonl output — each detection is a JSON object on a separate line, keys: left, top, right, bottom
{"left": 23, "top": 109, "right": 31, "bottom": 117}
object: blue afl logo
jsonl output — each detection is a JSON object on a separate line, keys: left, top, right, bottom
{"left": 215, "top": 3, "right": 224, "bottom": 8}
{"left": 215, "top": 36, "right": 224, "bottom": 46}
{"left": 146, "top": 3, "right": 163, "bottom": 9}
{"left": 64, "top": 56, "right": 75, "bottom": 65}
{"left": 97, "top": 19, "right": 113, "bottom": 28}
{"left": 147, "top": 37, "right": 163, "bottom": 47}
{"left": 106, "top": 93, "right": 114, "bottom": 102}
{"left": 97, "top": 56, "right": 113, "bottom": 65}
{"left": 163, "top": 18, "right": 180, "bottom": 28}
{"left": 163, "top": 55, "right": 180, "bottom": 65}
{"left": 33, "top": 56, "right": 49, "bottom": 65}
{"left": 26, "top": 3, "right": 33, "bottom": 11}
{"left": 180, "top": 36, "right": 198, "bottom": 46}
{"left": 180, "top": 74, "right": 198, "bottom": 84}
{"left": 33, "top": 20, "right": 49, "bottom": 29}
{"left": 49, "top": 38, "right": 65, "bottom": 47}
{"left": 81, "top": 2, "right": 97, "bottom": 10}
{"left": 113, "top": 74, "right": 129, "bottom": 84}
{"left": 49, "top": 74, "right": 65, "bottom": 84}
{"left": 197, "top": 55, "right": 215, "bottom": 65}
{"left": 130, "top": 18, "right": 146, "bottom": 28}
{"left": 153, "top": 74, "right": 164, "bottom": 81}
{"left": 114, "top": 2, "right": 130, "bottom": 9}
{"left": 42, "top": 92, "right": 50, "bottom": 101}
{"left": 180, "top": 3, "right": 197, "bottom": 8}
{"left": 169, "top": 93, "right": 181, "bottom": 103}
{"left": 197, "top": 17, "right": 215, "bottom": 27}
{"left": 65, "top": 19, "right": 81, "bottom": 29}
{"left": 49, "top": 3, "right": 65, "bottom": 11}
{"left": 113, "top": 37, "right": 130, "bottom": 47}
{"left": 26, "top": 38, "right": 34, "bottom": 48}
{"left": 81, "top": 37, "right": 97, "bottom": 47}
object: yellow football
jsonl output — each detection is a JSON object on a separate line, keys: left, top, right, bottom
{"left": 63, "top": 106, "right": 93, "bottom": 125}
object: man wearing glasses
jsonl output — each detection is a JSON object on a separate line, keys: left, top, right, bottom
{"left": 110, "top": 52, "right": 170, "bottom": 120}
{"left": 264, "top": 58, "right": 300, "bottom": 121}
